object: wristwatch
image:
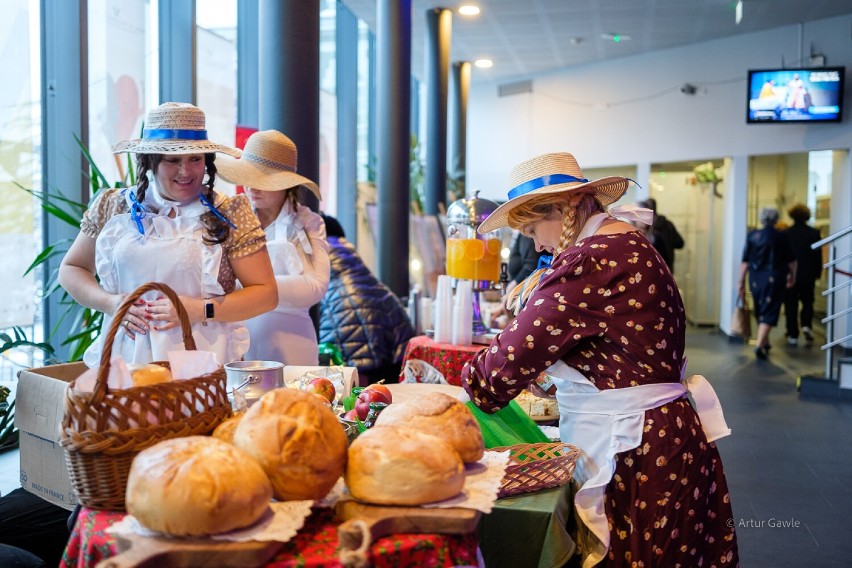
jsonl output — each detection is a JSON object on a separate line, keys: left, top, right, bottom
{"left": 202, "top": 301, "right": 214, "bottom": 326}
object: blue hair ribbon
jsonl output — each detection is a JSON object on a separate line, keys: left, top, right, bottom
{"left": 199, "top": 193, "right": 237, "bottom": 229}
{"left": 507, "top": 174, "right": 589, "bottom": 200}
{"left": 128, "top": 191, "right": 146, "bottom": 235}
{"left": 143, "top": 128, "right": 208, "bottom": 141}
{"left": 537, "top": 255, "right": 553, "bottom": 269}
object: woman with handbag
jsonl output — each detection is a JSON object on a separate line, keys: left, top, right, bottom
{"left": 58, "top": 102, "right": 278, "bottom": 367}
{"left": 460, "top": 152, "right": 738, "bottom": 567}
{"left": 215, "top": 130, "right": 331, "bottom": 365}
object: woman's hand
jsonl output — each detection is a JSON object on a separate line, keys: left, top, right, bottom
{"left": 116, "top": 296, "right": 150, "bottom": 340}
{"left": 143, "top": 295, "right": 202, "bottom": 331}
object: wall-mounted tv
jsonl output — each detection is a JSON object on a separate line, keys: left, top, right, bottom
{"left": 747, "top": 67, "right": 844, "bottom": 123}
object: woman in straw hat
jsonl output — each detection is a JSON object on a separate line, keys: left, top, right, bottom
{"left": 461, "top": 153, "right": 738, "bottom": 567}
{"left": 216, "top": 130, "right": 330, "bottom": 365}
{"left": 58, "top": 102, "right": 277, "bottom": 367}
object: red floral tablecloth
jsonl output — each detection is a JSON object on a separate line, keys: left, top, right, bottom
{"left": 61, "top": 507, "right": 479, "bottom": 567}
{"left": 399, "top": 335, "right": 484, "bottom": 386}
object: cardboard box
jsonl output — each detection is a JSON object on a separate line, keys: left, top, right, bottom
{"left": 15, "top": 362, "right": 87, "bottom": 511}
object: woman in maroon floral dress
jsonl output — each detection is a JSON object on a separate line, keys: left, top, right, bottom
{"left": 461, "top": 153, "right": 738, "bottom": 567}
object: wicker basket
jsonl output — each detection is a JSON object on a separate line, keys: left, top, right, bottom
{"left": 60, "top": 282, "right": 232, "bottom": 511}
{"left": 493, "top": 442, "right": 581, "bottom": 498}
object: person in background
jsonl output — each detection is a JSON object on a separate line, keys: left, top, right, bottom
{"left": 318, "top": 215, "right": 414, "bottom": 384}
{"left": 635, "top": 199, "right": 672, "bottom": 268}
{"left": 490, "top": 232, "right": 547, "bottom": 329}
{"left": 58, "top": 102, "right": 277, "bottom": 367}
{"left": 217, "top": 130, "right": 330, "bottom": 365}
{"left": 738, "top": 207, "right": 797, "bottom": 359}
{"left": 461, "top": 152, "right": 737, "bottom": 567}
{"left": 646, "top": 197, "right": 684, "bottom": 271}
{"left": 783, "top": 203, "right": 823, "bottom": 345}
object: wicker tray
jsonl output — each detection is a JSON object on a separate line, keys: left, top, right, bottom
{"left": 492, "top": 442, "right": 580, "bottom": 498}
{"left": 60, "top": 282, "right": 231, "bottom": 511}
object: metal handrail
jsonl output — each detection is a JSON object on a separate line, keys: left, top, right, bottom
{"left": 823, "top": 250, "right": 852, "bottom": 269}
{"left": 822, "top": 279, "right": 852, "bottom": 296}
{"left": 813, "top": 224, "right": 852, "bottom": 249}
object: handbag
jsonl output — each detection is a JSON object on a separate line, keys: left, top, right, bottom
{"left": 730, "top": 295, "right": 752, "bottom": 339}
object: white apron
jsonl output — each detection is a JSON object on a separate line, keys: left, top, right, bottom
{"left": 244, "top": 203, "right": 318, "bottom": 365}
{"left": 547, "top": 206, "right": 730, "bottom": 567}
{"left": 83, "top": 186, "right": 249, "bottom": 368}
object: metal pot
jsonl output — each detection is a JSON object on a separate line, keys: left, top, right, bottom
{"left": 224, "top": 360, "right": 285, "bottom": 403}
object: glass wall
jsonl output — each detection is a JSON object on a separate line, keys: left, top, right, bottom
{"left": 0, "top": 0, "right": 41, "bottom": 378}
{"left": 319, "top": 0, "right": 337, "bottom": 213}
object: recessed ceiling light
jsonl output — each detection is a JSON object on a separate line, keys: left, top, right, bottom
{"left": 458, "top": 5, "right": 480, "bottom": 16}
{"left": 474, "top": 59, "right": 493, "bottom": 68}
{"left": 601, "top": 32, "right": 631, "bottom": 43}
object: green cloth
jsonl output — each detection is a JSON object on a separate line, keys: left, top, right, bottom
{"left": 466, "top": 400, "right": 549, "bottom": 448}
{"left": 478, "top": 483, "right": 578, "bottom": 568}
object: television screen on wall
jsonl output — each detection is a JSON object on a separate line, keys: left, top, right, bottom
{"left": 747, "top": 67, "right": 844, "bottom": 123}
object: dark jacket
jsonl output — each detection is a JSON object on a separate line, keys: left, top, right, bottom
{"left": 784, "top": 222, "right": 823, "bottom": 284}
{"left": 652, "top": 214, "right": 684, "bottom": 269}
{"left": 319, "top": 237, "right": 414, "bottom": 372}
{"left": 742, "top": 226, "right": 795, "bottom": 275}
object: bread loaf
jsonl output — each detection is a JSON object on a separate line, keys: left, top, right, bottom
{"left": 375, "top": 392, "right": 484, "bottom": 463}
{"left": 128, "top": 363, "right": 172, "bottom": 387}
{"left": 234, "top": 387, "right": 348, "bottom": 501}
{"left": 126, "top": 436, "right": 272, "bottom": 536}
{"left": 212, "top": 413, "right": 244, "bottom": 444}
{"left": 345, "top": 425, "right": 465, "bottom": 505}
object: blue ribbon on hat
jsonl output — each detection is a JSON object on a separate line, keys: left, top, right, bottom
{"left": 507, "top": 174, "right": 589, "bottom": 200}
{"left": 143, "top": 128, "right": 208, "bottom": 141}
{"left": 199, "top": 192, "right": 238, "bottom": 229}
{"left": 128, "top": 190, "right": 146, "bottom": 235}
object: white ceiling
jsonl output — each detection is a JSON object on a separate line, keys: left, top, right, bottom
{"left": 340, "top": 0, "right": 852, "bottom": 86}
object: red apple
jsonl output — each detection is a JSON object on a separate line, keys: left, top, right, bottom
{"left": 355, "top": 388, "right": 391, "bottom": 421}
{"left": 342, "top": 409, "right": 359, "bottom": 421}
{"left": 364, "top": 383, "right": 392, "bottom": 404}
{"left": 305, "top": 377, "right": 336, "bottom": 404}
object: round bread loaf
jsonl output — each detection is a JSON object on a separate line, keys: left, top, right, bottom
{"left": 375, "top": 392, "right": 484, "bottom": 463}
{"left": 233, "top": 387, "right": 348, "bottom": 501}
{"left": 212, "top": 413, "right": 244, "bottom": 444}
{"left": 128, "top": 363, "right": 172, "bottom": 387}
{"left": 126, "top": 436, "right": 272, "bottom": 536}
{"left": 345, "top": 425, "right": 465, "bottom": 505}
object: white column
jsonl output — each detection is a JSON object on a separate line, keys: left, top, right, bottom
{"left": 719, "top": 155, "right": 749, "bottom": 337}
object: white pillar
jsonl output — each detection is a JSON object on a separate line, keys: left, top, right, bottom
{"left": 719, "top": 155, "right": 749, "bottom": 336}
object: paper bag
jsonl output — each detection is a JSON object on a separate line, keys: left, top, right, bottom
{"left": 730, "top": 297, "right": 751, "bottom": 338}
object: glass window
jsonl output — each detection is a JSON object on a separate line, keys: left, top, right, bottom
{"left": 0, "top": 0, "right": 41, "bottom": 377}
{"left": 356, "top": 20, "right": 372, "bottom": 183}
{"left": 87, "top": 0, "right": 152, "bottom": 186}
{"left": 196, "top": 0, "right": 237, "bottom": 193}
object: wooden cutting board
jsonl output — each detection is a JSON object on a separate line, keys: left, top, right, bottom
{"left": 94, "top": 533, "right": 283, "bottom": 568}
{"left": 334, "top": 497, "right": 480, "bottom": 566}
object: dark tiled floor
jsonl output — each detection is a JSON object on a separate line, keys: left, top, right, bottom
{"left": 685, "top": 326, "right": 852, "bottom": 567}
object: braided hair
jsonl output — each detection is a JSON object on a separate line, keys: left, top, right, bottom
{"left": 135, "top": 153, "right": 231, "bottom": 244}
{"left": 504, "top": 191, "right": 604, "bottom": 313}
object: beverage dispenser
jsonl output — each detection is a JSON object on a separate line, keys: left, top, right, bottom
{"left": 445, "top": 192, "right": 507, "bottom": 336}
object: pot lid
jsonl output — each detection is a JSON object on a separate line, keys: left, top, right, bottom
{"left": 446, "top": 191, "right": 500, "bottom": 228}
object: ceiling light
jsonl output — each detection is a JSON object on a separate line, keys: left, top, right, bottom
{"left": 735, "top": 0, "right": 743, "bottom": 25}
{"left": 474, "top": 59, "right": 493, "bottom": 69}
{"left": 601, "top": 32, "right": 631, "bottom": 43}
{"left": 458, "top": 5, "right": 480, "bottom": 16}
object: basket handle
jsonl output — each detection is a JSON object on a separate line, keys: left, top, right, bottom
{"left": 94, "top": 282, "right": 197, "bottom": 402}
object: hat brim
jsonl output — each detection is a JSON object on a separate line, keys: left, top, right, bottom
{"left": 477, "top": 176, "right": 629, "bottom": 234}
{"left": 112, "top": 139, "right": 241, "bottom": 158}
{"left": 215, "top": 155, "right": 321, "bottom": 200}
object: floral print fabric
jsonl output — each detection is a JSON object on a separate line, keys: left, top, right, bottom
{"left": 462, "top": 230, "right": 738, "bottom": 566}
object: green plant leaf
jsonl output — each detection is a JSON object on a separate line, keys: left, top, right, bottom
{"left": 74, "top": 133, "right": 110, "bottom": 190}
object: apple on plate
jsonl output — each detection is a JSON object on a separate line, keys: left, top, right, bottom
{"left": 305, "top": 377, "right": 336, "bottom": 404}
{"left": 354, "top": 388, "right": 391, "bottom": 421}
{"left": 342, "top": 409, "right": 360, "bottom": 422}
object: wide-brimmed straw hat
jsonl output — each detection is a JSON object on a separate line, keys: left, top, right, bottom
{"left": 215, "top": 130, "right": 320, "bottom": 200}
{"left": 477, "top": 152, "right": 629, "bottom": 234}
{"left": 112, "top": 102, "right": 240, "bottom": 157}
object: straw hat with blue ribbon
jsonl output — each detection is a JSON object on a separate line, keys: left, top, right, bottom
{"left": 477, "top": 152, "right": 630, "bottom": 234}
{"left": 215, "top": 130, "right": 321, "bottom": 200}
{"left": 112, "top": 102, "right": 240, "bottom": 157}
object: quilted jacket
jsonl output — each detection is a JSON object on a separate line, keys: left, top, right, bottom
{"left": 319, "top": 237, "right": 414, "bottom": 372}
